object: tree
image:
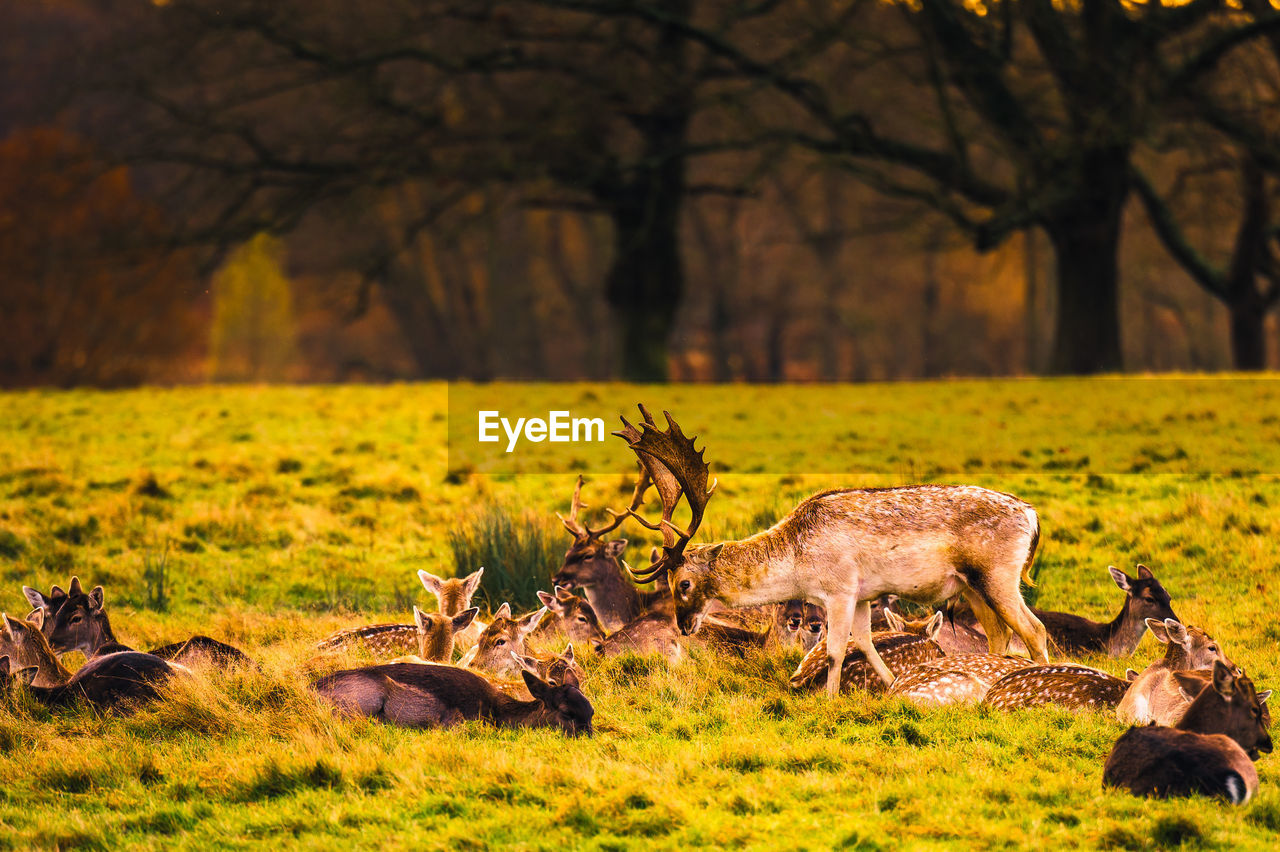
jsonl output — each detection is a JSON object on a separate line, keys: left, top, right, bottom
{"left": 209, "top": 233, "right": 299, "bottom": 381}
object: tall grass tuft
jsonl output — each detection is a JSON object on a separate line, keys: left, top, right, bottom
{"left": 143, "top": 541, "right": 172, "bottom": 612}
{"left": 447, "top": 503, "right": 562, "bottom": 612}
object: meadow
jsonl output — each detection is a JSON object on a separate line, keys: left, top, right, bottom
{"left": 0, "top": 379, "right": 1278, "bottom": 850}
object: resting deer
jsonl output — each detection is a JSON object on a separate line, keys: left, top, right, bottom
{"left": 982, "top": 663, "right": 1132, "bottom": 712}
{"left": 1116, "top": 618, "right": 1235, "bottom": 725}
{"left": 1, "top": 611, "right": 73, "bottom": 687}
{"left": 883, "top": 608, "right": 988, "bottom": 656}
{"left": 613, "top": 405, "right": 1048, "bottom": 695}
{"left": 312, "top": 664, "right": 593, "bottom": 736}
{"left": 552, "top": 472, "right": 670, "bottom": 632}
{"left": 513, "top": 644, "right": 584, "bottom": 688}
{"left": 324, "top": 606, "right": 477, "bottom": 663}
{"left": 769, "top": 600, "right": 827, "bottom": 652}
{"left": 459, "top": 603, "right": 547, "bottom": 677}
{"left": 417, "top": 568, "right": 487, "bottom": 650}
{"left": 30, "top": 577, "right": 250, "bottom": 666}
{"left": 789, "top": 612, "right": 945, "bottom": 693}
{"left": 532, "top": 587, "right": 608, "bottom": 648}
{"left": 887, "top": 653, "right": 1035, "bottom": 707}
{"left": 1104, "top": 661, "right": 1272, "bottom": 803}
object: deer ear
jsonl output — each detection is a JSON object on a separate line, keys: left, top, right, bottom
{"left": 1, "top": 614, "right": 15, "bottom": 638}
{"left": 495, "top": 602, "right": 512, "bottom": 620}
{"left": 68, "top": 576, "right": 83, "bottom": 596}
{"left": 1258, "top": 690, "right": 1272, "bottom": 706}
{"left": 561, "top": 643, "right": 575, "bottom": 664}
{"left": 1125, "top": 669, "right": 1140, "bottom": 682}
{"left": 1145, "top": 618, "right": 1171, "bottom": 644}
{"left": 26, "top": 608, "right": 44, "bottom": 630}
{"left": 417, "top": 570, "right": 444, "bottom": 596}
{"left": 883, "top": 609, "right": 904, "bottom": 632}
{"left": 1173, "top": 671, "right": 1209, "bottom": 703}
{"left": 604, "top": 539, "right": 627, "bottom": 558}
{"left": 1136, "top": 564, "right": 1154, "bottom": 580}
{"left": 709, "top": 543, "right": 725, "bottom": 560}
{"left": 520, "top": 607, "right": 548, "bottom": 636}
{"left": 49, "top": 584, "right": 66, "bottom": 600}
{"left": 88, "top": 586, "right": 105, "bottom": 610}
{"left": 452, "top": 608, "right": 478, "bottom": 631}
{"left": 413, "top": 606, "right": 428, "bottom": 630}
{"left": 521, "top": 669, "right": 552, "bottom": 701}
{"left": 536, "top": 590, "right": 557, "bottom": 610}
{"left": 22, "top": 587, "right": 48, "bottom": 611}
{"left": 924, "top": 611, "right": 944, "bottom": 640}
{"left": 554, "top": 585, "right": 575, "bottom": 602}
{"left": 1164, "top": 619, "right": 1189, "bottom": 646}
{"left": 1108, "top": 566, "right": 1132, "bottom": 592}
{"left": 1211, "top": 660, "right": 1236, "bottom": 698}
{"left": 464, "top": 568, "right": 485, "bottom": 597}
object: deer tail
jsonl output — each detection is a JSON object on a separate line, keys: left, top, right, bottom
{"left": 1020, "top": 507, "right": 1040, "bottom": 588}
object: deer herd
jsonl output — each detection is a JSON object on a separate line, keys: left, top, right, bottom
{"left": 1, "top": 404, "right": 1272, "bottom": 807}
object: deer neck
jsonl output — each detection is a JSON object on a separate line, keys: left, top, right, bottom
{"left": 1175, "top": 692, "right": 1227, "bottom": 735}
{"left": 15, "top": 638, "right": 74, "bottom": 687}
{"left": 418, "top": 631, "right": 455, "bottom": 663}
{"left": 583, "top": 562, "right": 643, "bottom": 629}
{"left": 1104, "top": 599, "right": 1147, "bottom": 656}
{"left": 710, "top": 538, "right": 799, "bottom": 607}
{"left": 487, "top": 690, "right": 541, "bottom": 727}
{"left": 88, "top": 610, "right": 119, "bottom": 656}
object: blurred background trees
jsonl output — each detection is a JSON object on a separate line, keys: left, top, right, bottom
{"left": 2, "top": 0, "right": 1280, "bottom": 385}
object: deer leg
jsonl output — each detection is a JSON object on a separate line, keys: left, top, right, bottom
{"left": 963, "top": 589, "right": 1013, "bottom": 656}
{"left": 823, "top": 596, "right": 856, "bottom": 697}
{"left": 989, "top": 596, "right": 1049, "bottom": 665}
{"left": 851, "top": 599, "right": 896, "bottom": 688}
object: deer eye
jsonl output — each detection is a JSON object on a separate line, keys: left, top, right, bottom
{"left": 1208, "top": 644, "right": 1218, "bottom": 652}
{"left": 495, "top": 639, "right": 506, "bottom": 647}
{"left": 576, "top": 616, "right": 588, "bottom": 623}
{"left": 70, "top": 615, "right": 82, "bottom": 624}
{"left": 678, "top": 580, "right": 692, "bottom": 593}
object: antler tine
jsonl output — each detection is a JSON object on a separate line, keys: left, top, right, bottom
{"left": 589, "top": 463, "right": 651, "bottom": 537}
{"left": 556, "top": 475, "right": 590, "bottom": 539}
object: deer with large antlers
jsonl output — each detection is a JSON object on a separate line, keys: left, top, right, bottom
{"left": 613, "top": 405, "right": 1049, "bottom": 695}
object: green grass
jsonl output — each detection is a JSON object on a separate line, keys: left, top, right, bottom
{"left": 0, "top": 380, "right": 1278, "bottom": 849}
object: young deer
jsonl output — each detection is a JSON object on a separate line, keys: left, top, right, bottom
{"left": 883, "top": 608, "right": 989, "bottom": 656}
{"left": 513, "top": 644, "right": 584, "bottom": 688}
{"left": 614, "top": 405, "right": 1048, "bottom": 695}
{"left": 769, "top": 600, "right": 827, "bottom": 652}
{"left": 1104, "top": 661, "right": 1272, "bottom": 803}
{"left": 592, "top": 609, "right": 683, "bottom": 661}
{"left": 532, "top": 587, "right": 608, "bottom": 648}
{"left": 887, "top": 653, "right": 1035, "bottom": 707}
{"left": 1116, "top": 618, "right": 1235, "bottom": 725}
{"left": 312, "top": 664, "right": 594, "bottom": 736}
{"left": 32, "top": 577, "right": 250, "bottom": 666}
{"left": 789, "top": 612, "right": 945, "bottom": 693}
{"left": 982, "top": 663, "right": 1132, "bottom": 712}
{"left": 459, "top": 603, "right": 547, "bottom": 677}
{"left": 552, "top": 471, "right": 669, "bottom": 632}
{"left": 417, "top": 568, "right": 487, "bottom": 650}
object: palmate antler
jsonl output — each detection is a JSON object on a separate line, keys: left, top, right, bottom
{"left": 557, "top": 464, "right": 652, "bottom": 542}
{"left": 612, "top": 405, "right": 716, "bottom": 582}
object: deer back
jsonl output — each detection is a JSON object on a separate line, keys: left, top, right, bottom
{"left": 790, "top": 626, "right": 945, "bottom": 693}
{"left": 316, "top": 622, "right": 420, "bottom": 657}
{"left": 983, "top": 664, "right": 1130, "bottom": 712}
{"left": 595, "top": 611, "right": 682, "bottom": 661}
{"left": 1103, "top": 726, "right": 1258, "bottom": 803}
{"left": 888, "top": 654, "right": 1035, "bottom": 707}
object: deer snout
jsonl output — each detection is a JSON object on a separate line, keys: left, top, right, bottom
{"left": 1256, "top": 731, "right": 1273, "bottom": 758}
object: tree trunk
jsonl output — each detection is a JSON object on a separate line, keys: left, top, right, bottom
{"left": 1044, "top": 156, "right": 1128, "bottom": 374}
{"left": 1228, "top": 296, "right": 1267, "bottom": 370}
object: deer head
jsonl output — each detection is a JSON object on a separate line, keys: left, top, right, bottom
{"left": 1146, "top": 618, "right": 1235, "bottom": 672}
{"left": 612, "top": 405, "right": 717, "bottom": 635}
{"left": 418, "top": 568, "right": 485, "bottom": 618}
{"left": 0, "top": 611, "right": 71, "bottom": 687}
{"left": 0, "top": 655, "right": 38, "bottom": 690}
{"left": 519, "top": 670, "right": 594, "bottom": 737}
{"left": 513, "top": 644, "right": 584, "bottom": 688}
{"left": 1175, "top": 661, "right": 1272, "bottom": 759}
{"left": 553, "top": 469, "right": 651, "bottom": 587}
{"left": 464, "top": 603, "right": 546, "bottom": 677}
{"left": 44, "top": 576, "right": 112, "bottom": 657}
{"left": 537, "top": 587, "right": 607, "bottom": 647}
{"left": 776, "top": 600, "right": 826, "bottom": 649}
{"left": 1109, "top": 564, "right": 1178, "bottom": 632}
{"left": 412, "top": 605, "right": 479, "bottom": 662}
{"left": 22, "top": 583, "right": 68, "bottom": 635}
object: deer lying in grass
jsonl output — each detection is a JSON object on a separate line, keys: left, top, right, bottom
{"left": 312, "top": 663, "right": 594, "bottom": 736}
{"left": 883, "top": 608, "right": 989, "bottom": 656}
{"left": 329, "top": 606, "right": 478, "bottom": 664}
{"left": 1104, "top": 661, "right": 1272, "bottom": 803}
{"left": 459, "top": 603, "right": 547, "bottom": 677}
{"left": 1116, "top": 618, "right": 1235, "bottom": 725}
{"left": 513, "top": 644, "right": 584, "bottom": 688}
{"left": 982, "top": 663, "right": 1133, "bottom": 712}
{"left": 887, "top": 653, "right": 1035, "bottom": 707}
{"left": 0, "top": 614, "right": 183, "bottom": 710}
{"left": 417, "top": 568, "right": 487, "bottom": 650}
{"left": 28, "top": 577, "right": 250, "bottom": 666}
{"left": 769, "top": 600, "right": 826, "bottom": 652}
{"left": 790, "top": 612, "right": 945, "bottom": 693}
{"left": 532, "top": 588, "right": 608, "bottom": 648}
{"left": 613, "top": 406, "right": 1048, "bottom": 695}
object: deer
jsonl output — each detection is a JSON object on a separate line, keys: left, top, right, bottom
{"left": 325, "top": 606, "right": 478, "bottom": 663}
{"left": 512, "top": 644, "right": 584, "bottom": 689}
{"left": 789, "top": 612, "right": 946, "bottom": 693}
{"left": 552, "top": 471, "right": 671, "bottom": 632}
{"left": 311, "top": 663, "right": 594, "bottom": 736}
{"left": 458, "top": 603, "right": 547, "bottom": 677}
{"left": 0, "top": 613, "right": 184, "bottom": 711}
{"left": 887, "top": 653, "right": 1035, "bottom": 707}
{"left": 982, "top": 663, "right": 1133, "bottom": 712}
{"left": 531, "top": 587, "right": 608, "bottom": 648}
{"left": 30, "top": 577, "right": 250, "bottom": 667}
{"left": 883, "top": 608, "right": 989, "bottom": 656}
{"left": 612, "top": 405, "right": 1048, "bottom": 695}
{"left": 768, "top": 600, "right": 827, "bottom": 652}
{"left": 1103, "top": 661, "right": 1272, "bottom": 803}
{"left": 1116, "top": 618, "right": 1235, "bottom": 725}
{"left": 417, "top": 567, "right": 487, "bottom": 650}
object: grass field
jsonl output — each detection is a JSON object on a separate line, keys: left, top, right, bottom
{"left": 1, "top": 379, "right": 1278, "bottom": 850}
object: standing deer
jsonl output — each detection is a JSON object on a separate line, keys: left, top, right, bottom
{"left": 312, "top": 664, "right": 593, "bottom": 736}
{"left": 789, "top": 612, "right": 946, "bottom": 693}
{"left": 1103, "top": 661, "right": 1271, "bottom": 803}
{"left": 1116, "top": 618, "right": 1235, "bottom": 725}
{"left": 417, "top": 568, "right": 487, "bottom": 650}
{"left": 613, "top": 405, "right": 1048, "bottom": 695}
{"left": 887, "top": 653, "right": 1034, "bottom": 707}
{"left": 459, "top": 603, "right": 547, "bottom": 677}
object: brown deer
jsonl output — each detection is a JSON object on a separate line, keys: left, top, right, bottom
{"left": 1103, "top": 661, "right": 1271, "bottom": 803}
{"left": 613, "top": 405, "right": 1048, "bottom": 695}
{"left": 883, "top": 608, "right": 989, "bottom": 656}
{"left": 459, "top": 603, "right": 547, "bottom": 677}
{"left": 32, "top": 577, "right": 250, "bottom": 666}
{"left": 1117, "top": 618, "right": 1235, "bottom": 725}
{"left": 552, "top": 471, "right": 670, "bottom": 632}
{"left": 769, "top": 600, "right": 827, "bottom": 652}
{"left": 312, "top": 664, "right": 593, "bottom": 736}
{"left": 417, "top": 567, "right": 487, "bottom": 650}
{"left": 887, "top": 653, "right": 1035, "bottom": 707}
{"left": 982, "top": 663, "right": 1132, "bottom": 711}
{"left": 513, "top": 644, "right": 584, "bottom": 688}
{"left": 789, "top": 612, "right": 946, "bottom": 693}
{"left": 1, "top": 611, "right": 73, "bottom": 687}
{"left": 532, "top": 587, "right": 608, "bottom": 648}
